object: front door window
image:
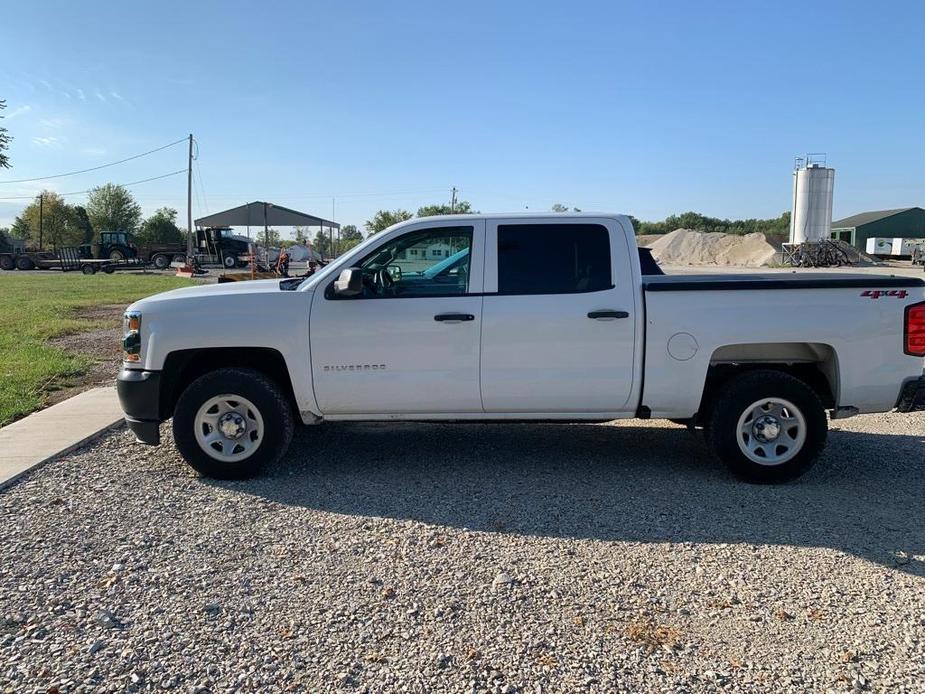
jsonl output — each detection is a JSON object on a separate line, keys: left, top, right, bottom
{"left": 349, "top": 226, "right": 473, "bottom": 298}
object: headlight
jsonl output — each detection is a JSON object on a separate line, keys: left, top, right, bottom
{"left": 123, "top": 312, "right": 142, "bottom": 362}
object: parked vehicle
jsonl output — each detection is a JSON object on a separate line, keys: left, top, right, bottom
{"left": 2, "top": 231, "right": 145, "bottom": 270}
{"left": 117, "top": 213, "right": 925, "bottom": 483}
{"left": 81, "top": 231, "right": 137, "bottom": 261}
{"left": 196, "top": 227, "right": 251, "bottom": 268}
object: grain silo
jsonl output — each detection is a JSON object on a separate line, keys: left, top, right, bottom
{"left": 789, "top": 156, "right": 835, "bottom": 244}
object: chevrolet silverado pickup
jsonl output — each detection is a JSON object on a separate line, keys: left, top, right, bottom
{"left": 117, "top": 214, "right": 925, "bottom": 483}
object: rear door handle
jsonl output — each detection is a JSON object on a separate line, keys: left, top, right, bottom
{"left": 587, "top": 310, "right": 630, "bottom": 320}
{"left": 434, "top": 313, "right": 475, "bottom": 322}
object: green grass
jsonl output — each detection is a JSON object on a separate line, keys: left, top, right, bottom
{"left": 0, "top": 272, "right": 193, "bottom": 425}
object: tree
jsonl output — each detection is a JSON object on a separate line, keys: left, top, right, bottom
{"left": 261, "top": 227, "right": 281, "bottom": 248}
{"left": 137, "top": 207, "right": 183, "bottom": 245}
{"left": 0, "top": 100, "right": 11, "bottom": 169}
{"left": 86, "top": 183, "right": 142, "bottom": 233}
{"left": 552, "top": 203, "right": 581, "bottom": 213}
{"left": 312, "top": 230, "right": 331, "bottom": 258}
{"left": 364, "top": 209, "right": 413, "bottom": 235}
{"left": 339, "top": 224, "right": 364, "bottom": 252}
{"left": 417, "top": 201, "right": 474, "bottom": 217}
{"left": 12, "top": 192, "right": 85, "bottom": 249}
{"left": 293, "top": 226, "right": 310, "bottom": 245}
{"left": 71, "top": 205, "right": 94, "bottom": 244}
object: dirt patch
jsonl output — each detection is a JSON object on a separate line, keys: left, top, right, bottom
{"left": 77, "top": 303, "right": 127, "bottom": 323}
{"left": 44, "top": 305, "right": 124, "bottom": 407}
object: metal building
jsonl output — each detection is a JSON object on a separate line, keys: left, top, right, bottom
{"left": 830, "top": 207, "right": 925, "bottom": 250}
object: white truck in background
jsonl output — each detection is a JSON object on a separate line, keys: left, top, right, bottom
{"left": 117, "top": 214, "right": 925, "bottom": 483}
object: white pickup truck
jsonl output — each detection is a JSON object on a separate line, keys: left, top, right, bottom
{"left": 117, "top": 214, "right": 925, "bottom": 483}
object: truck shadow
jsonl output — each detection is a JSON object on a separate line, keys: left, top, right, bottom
{"left": 218, "top": 421, "right": 925, "bottom": 576}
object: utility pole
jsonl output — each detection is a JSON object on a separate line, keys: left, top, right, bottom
{"left": 38, "top": 192, "right": 44, "bottom": 250}
{"left": 186, "top": 134, "right": 193, "bottom": 259}
{"left": 332, "top": 197, "right": 338, "bottom": 257}
{"left": 450, "top": 186, "right": 457, "bottom": 213}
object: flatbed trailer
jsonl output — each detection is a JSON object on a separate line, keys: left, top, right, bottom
{"left": 0, "top": 247, "right": 148, "bottom": 274}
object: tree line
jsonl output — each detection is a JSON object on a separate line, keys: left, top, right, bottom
{"left": 3, "top": 184, "right": 184, "bottom": 251}
{"left": 629, "top": 211, "right": 791, "bottom": 237}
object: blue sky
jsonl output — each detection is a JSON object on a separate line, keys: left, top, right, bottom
{"left": 2, "top": 0, "right": 924, "bottom": 235}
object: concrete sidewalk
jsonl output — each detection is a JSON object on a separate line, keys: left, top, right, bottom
{"left": 0, "top": 387, "right": 124, "bottom": 489}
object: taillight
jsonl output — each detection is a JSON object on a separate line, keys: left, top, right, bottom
{"left": 905, "top": 301, "right": 925, "bottom": 357}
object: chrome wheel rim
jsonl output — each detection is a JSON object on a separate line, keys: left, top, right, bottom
{"left": 736, "top": 397, "right": 806, "bottom": 466}
{"left": 194, "top": 394, "right": 264, "bottom": 462}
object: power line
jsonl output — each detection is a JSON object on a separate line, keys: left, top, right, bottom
{"left": 0, "top": 169, "right": 187, "bottom": 200}
{"left": 0, "top": 137, "right": 188, "bottom": 184}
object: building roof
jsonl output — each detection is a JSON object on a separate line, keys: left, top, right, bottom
{"left": 831, "top": 207, "right": 922, "bottom": 229}
{"left": 194, "top": 201, "right": 339, "bottom": 229}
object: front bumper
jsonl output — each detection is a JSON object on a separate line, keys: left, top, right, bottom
{"left": 896, "top": 373, "right": 925, "bottom": 413}
{"left": 116, "top": 368, "right": 163, "bottom": 444}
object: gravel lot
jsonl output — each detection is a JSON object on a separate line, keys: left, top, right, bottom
{"left": 1, "top": 413, "right": 924, "bottom": 693}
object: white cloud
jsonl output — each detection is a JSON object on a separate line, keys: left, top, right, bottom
{"left": 5, "top": 104, "right": 32, "bottom": 120}
{"left": 81, "top": 147, "right": 107, "bottom": 156}
{"left": 94, "top": 90, "right": 107, "bottom": 102}
{"left": 32, "top": 136, "right": 63, "bottom": 148}
{"left": 110, "top": 91, "right": 124, "bottom": 101}
{"left": 76, "top": 88, "right": 86, "bottom": 101}
{"left": 38, "top": 117, "right": 66, "bottom": 129}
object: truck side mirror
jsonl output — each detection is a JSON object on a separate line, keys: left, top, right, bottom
{"left": 334, "top": 267, "right": 363, "bottom": 297}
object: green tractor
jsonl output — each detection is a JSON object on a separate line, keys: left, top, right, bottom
{"left": 80, "top": 231, "right": 138, "bottom": 261}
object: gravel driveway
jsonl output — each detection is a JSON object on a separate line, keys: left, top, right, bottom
{"left": 1, "top": 413, "right": 923, "bottom": 692}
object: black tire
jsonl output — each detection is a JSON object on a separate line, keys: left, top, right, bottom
{"left": 172, "top": 368, "right": 294, "bottom": 479}
{"left": 173, "top": 254, "right": 187, "bottom": 265}
{"left": 708, "top": 370, "right": 827, "bottom": 483}
{"left": 15, "top": 256, "right": 35, "bottom": 271}
{"left": 103, "top": 266, "right": 115, "bottom": 274}
{"left": 223, "top": 254, "right": 237, "bottom": 269}
{"left": 81, "top": 264, "right": 97, "bottom": 275}
{"left": 152, "top": 254, "right": 170, "bottom": 270}
{"left": 0, "top": 255, "right": 14, "bottom": 271}
{"left": 109, "top": 249, "right": 125, "bottom": 261}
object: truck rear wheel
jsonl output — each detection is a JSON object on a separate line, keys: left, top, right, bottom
{"left": 173, "top": 368, "right": 294, "bottom": 479}
{"left": 708, "top": 370, "right": 827, "bottom": 483}
{"left": 15, "top": 256, "right": 35, "bottom": 271}
{"left": 152, "top": 254, "right": 170, "bottom": 270}
{"left": 223, "top": 254, "right": 237, "bottom": 269}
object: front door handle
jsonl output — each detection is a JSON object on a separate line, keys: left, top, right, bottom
{"left": 434, "top": 313, "right": 475, "bottom": 322}
{"left": 587, "top": 310, "right": 630, "bottom": 320}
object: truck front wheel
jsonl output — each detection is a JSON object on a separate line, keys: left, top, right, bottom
{"left": 173, "top": 368, "right": 294, "bottom": 479}
{"left": 708, "top": 370, "right": 827, "bottom": 483}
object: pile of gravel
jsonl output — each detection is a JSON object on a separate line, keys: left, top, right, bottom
{"left": 648, "top": 229, "right": 778, "bottom": 267}
{"left": 1, "top": 413, "right": 923, "bottom": 692}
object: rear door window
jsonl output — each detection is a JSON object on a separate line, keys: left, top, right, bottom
{"left": 497, "top": 223, "right": 612, "bottom": 294}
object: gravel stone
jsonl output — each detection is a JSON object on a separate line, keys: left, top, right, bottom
{"left": 0, "top": 412, "right": 924, "bottom": 692}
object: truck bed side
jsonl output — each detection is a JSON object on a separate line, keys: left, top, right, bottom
{"left": 639, "top": 274, "right": 925, "bottom": 419}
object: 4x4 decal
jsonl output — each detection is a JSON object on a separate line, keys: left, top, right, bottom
{"left": 862, "top": 289, "right": 908, "bottom": 299}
